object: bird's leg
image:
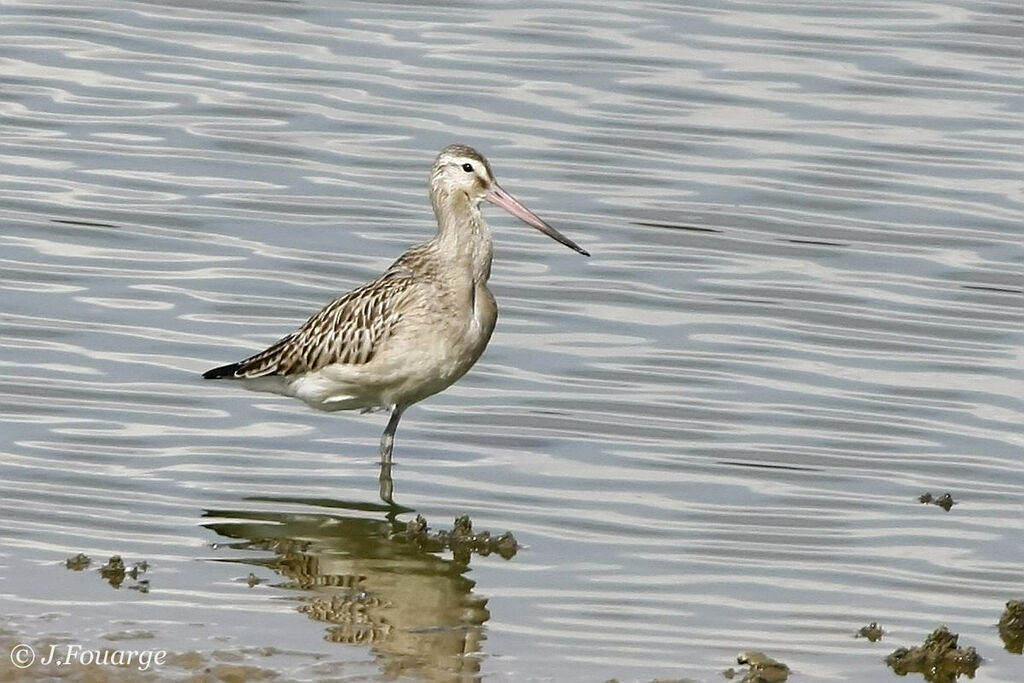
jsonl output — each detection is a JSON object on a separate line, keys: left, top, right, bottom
{"left": 378, "top": 405, "right": 404, "bottom": 506}
{"left": 379, "top": 405, "right": 404, "bottom": 465}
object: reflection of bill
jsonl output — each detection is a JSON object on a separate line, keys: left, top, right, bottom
{"left": 204, "top": 502, "right": 511, "bottom": 681}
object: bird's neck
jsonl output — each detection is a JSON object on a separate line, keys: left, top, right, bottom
{"left": 431, "top": 190, "right": 494, "bottom": 285}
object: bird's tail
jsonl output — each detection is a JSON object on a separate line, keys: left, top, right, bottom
{"left": 202, "top": 362, "right": 241, "bottom": 380}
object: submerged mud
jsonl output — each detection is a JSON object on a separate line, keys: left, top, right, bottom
{"left": 856, "top": 622, "right": 885, "bottom": 642}
{"left": 886, "top": 626, "right": 980, "bottom": 682}
{"left": 918, "top": 492, "right": 956, "bottom": 512}
{"left": 999, "top": 600, "right": 1023, "bottom": 654}
{"left": 722, "top": 651, "right": 789, "bottom": 682}
{"left": 393, "top": 514, "right": 518, "bottom": 561}
{"left": 64, "top": 554, "right": 150, "bottom": 592}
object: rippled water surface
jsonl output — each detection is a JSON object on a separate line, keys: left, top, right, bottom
{"left": 1, "top": 1, "right": 1022, "bottom": 681}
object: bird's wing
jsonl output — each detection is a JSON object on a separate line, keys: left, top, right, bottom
{"left": 225, "top": 269, "right": 415, "bottom": 378}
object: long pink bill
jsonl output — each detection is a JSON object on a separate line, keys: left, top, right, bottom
{"left": 486, "top": 183, "right": 590, "bottom": 257}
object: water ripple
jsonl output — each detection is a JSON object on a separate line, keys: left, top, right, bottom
{"left": 1, "top": 0, "right": 1021, "bottom": 681}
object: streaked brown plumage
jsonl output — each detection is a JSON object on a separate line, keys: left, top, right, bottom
{"left": 225, "top": 261, "right": 414, "bottom": 377}
{"left": 203, "top": 144, "right": 588, "bottom": 503}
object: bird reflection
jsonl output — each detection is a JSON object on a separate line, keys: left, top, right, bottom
{"left": 202, "top": 499, "right": 511, "bottom": 682}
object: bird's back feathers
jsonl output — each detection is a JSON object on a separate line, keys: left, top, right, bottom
{"left": 204, "top": 258, "right": 419, "bottom": 380}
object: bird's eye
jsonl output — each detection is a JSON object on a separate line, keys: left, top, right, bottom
{"left": 461, "top": 163, "right": 474, "bottom": 173}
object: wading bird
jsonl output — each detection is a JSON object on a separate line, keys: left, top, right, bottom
{"left": 203, "top": 144, "right": 588, "bottom": 502}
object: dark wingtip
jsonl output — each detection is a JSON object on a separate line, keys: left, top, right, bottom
{"left": 202, "top": 362, "right": 240, "bottom": 380}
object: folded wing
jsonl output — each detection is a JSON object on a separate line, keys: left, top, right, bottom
{"left": 203, "top": 268, "right": 414, "bottom": 380}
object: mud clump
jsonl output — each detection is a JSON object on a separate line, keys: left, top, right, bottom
{"left": 98, "top": 555, "right": 150, "bottom": 591}
{"left": 395, "top": 514, "right": 518, "bottom": 560}
{"left": 722, "top": 651, "right": 789, "bottom": 682}
{"left": 856, "top": 622, "right": 885, "bottom": 642}
{"left": 65, "top": 552, "right": 91, "bottom": 570}
{"left": 66, "top": 554, "right": 151, "bottom": 591}
{"left": 918, "top": 492, "right": 955, "bottom": 511}
{"left": 998, "top": 599, "right": 1023, "bottom": 654}
{"left": 886, "top": 625, "right": 980, "bottom": 682}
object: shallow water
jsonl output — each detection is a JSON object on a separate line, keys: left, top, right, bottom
{"left": 1, "top": 0, "right": 1021, "bottom": 681}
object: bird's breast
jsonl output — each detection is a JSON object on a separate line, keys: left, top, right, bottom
{"left": 424, "top": 278, "right": 494, "bottom": 378}
{"left": 468, "top": 281, "right": 497, "bottom": 351}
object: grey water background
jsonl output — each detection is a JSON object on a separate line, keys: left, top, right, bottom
{"left": 1, "top": 0, "right": 1021, "bottom": 680}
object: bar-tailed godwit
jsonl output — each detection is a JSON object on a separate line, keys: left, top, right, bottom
{"left": 203, "top": 144, "right": 588, "bottom": 501}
